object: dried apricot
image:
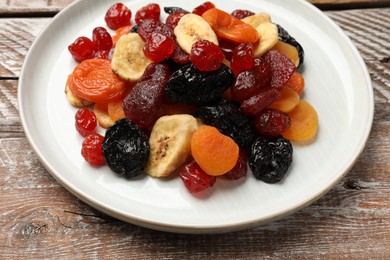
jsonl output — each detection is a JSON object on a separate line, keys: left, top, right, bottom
{"left": 282, "top": 100, "right": 318, "bottom": 141}
{"left": 191, "top": 125, "right": 239, "bottom": 176}
{"left": 283, "top": 71, "right": 305, "bottom": 96}
{"left": 108, "top": 99, "right": 126, "bottom": 122}
{"left": 267, "top": 86, "right": 299, "bottom": 113}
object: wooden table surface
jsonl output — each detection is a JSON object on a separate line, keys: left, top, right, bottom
{"left": 1, "top": 0, "right": 389, "bottom": 258}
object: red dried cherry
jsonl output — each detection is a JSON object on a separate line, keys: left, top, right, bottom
{"left": 192, "top": 1, "right": 215, "bottom": 16}
{"left": 75, "top": 108, "right": 97, "bottom": 137}
{"left": 190, "top": 40, "right": 224, "bottom": 71}
{"left": 137, "top": 19, "right": 174, "bottom": 41}
{"left": 230, "top": 42, "right": 255, "bottom": 75}
{"left": 135, "top": 3, "right": 161, "bottom": 24}
{"left": 253, "top": 108, "right": 291, "bottom": 136}
{"left": 171, "top": 42, "right": 190, "bottom": 64}
{"left": 143, "top": 32, "right": 175, "bottom": 62}
{"left": 263, "top": 49, "right": 296, "bottom": 89}
{"left": 92, "top": 26, "right": 113, "bottom": 52}
{"left": 81, "top": 133, "right": 105, "bottom": 166}
{"left": 105, "top": 3, "right": 132, "bottom": 30}
{"left": 93, "top": 50, "right": 109, "bottom": 60}
{"left": 179, "top": 160, "right": 216, "bottom": 193}
{"left": 231, "top": 9, "right": 255, "bottom": 19}
{"left": 224, "top": 150, "right": 247, "bottom": 180}
{"left": 165, "top": 10, "right": 189, "bottom": 29}
{"left": 219, "top": 39, "right": 237, "bottom": 61}
{"left": 68, "top": 36, "right": 94, "bottom": 63}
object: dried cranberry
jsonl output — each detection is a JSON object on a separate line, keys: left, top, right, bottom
{"left": 105, "top": 3, "right": 132, "bottom": 30}
{"left": 192, "top": 1, "right": 215, "bottom": 16}
{"left": 144, "top": 32, "right": 175, "bottom": 62}
{"left": 190, "top": 40, "right": 224, "bottom": 71}
{"left": 240, "top": 88, "right": 281, "bottom": 116}
{"left": 165, "top": 10, "right": 189, "bottom": 29}
{"left": 171, "top": 42, "right": 190, "bottom": 64}
{"left": 263, "top": 49, "right": 295, "bottom": 89}
{"left": 219, "top": 39, "right": 237, "bottom": 61}
{"left": 179, "top": 160, "right": 216, "bottom": 193}
{"left": 68, "top": 36, "right": 94, "bottom": 62}
{"left": 75, "top": 108, "right": 97, "bottom": 137}
{"left": 81, "top": 133, "right": 105, "bottom": 166}
{"left": 224, "top": 150, "right": 247, "bottom": 180}
{"left": 93, "top": 50, "right": 109, "bottom": 60}
{"left": 230, "top": 42, "right": 255, "bottom": 75}
{"left": 92, "top": 26, "right": 113, "bottom": 51}
{"left": 253, "top": 57, "right": 273, "bottom": 89}
{"left": 137, "top": 19, "right": 174, "bottom": 41}
{"left": 231, "top": 9, "right": 255, "bottom": 19}
{"left": 135, "top": 3, "right": 161, "bottom": 24}
{"left": 253, "top": 108, "right": 291, "bottom": 136}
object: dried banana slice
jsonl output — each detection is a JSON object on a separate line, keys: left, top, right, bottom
{"left": 174, "top": 13, "right": 219, "bottom": 54}
{"left": 111, "top": 33, "right": 152, "bottom": 82}
{"left": 241, "top": 13, "right": 271, "bottom": 28}
{"left": 145, "top": 114, "right": 198, "bottom": 177}
{"left": 253, "top": 22, "right": 278, "bottom": 58}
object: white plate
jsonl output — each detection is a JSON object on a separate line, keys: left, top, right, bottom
{"left": 18, "top": 0, "right": 373, "bottom": 233}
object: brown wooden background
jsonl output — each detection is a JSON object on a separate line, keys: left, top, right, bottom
{"left": 1, "top": 0, "right": 390, "bottom": 258}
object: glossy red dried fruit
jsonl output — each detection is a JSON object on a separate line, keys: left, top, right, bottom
{"left": 92, "top": 26, "right": 113, "bottom": 51}
{"left": 224, "top": 150, "right": 247, "bottom": 180}
{"left": 231, "top": 9, "right": 255, "bottom": 19}
{"left": 253, "top": 108, "right": 291, "bottom": 136}
{"left": 240, "top": 88, "right": 281, "bottom": 116}
{"left": 230, "top": 42, "right": 255, "bottom": 75}
{"left": 192, "top": 1, "right": 215, "bottom": 16}
{"left": 171, "top": 42, "right": 190, "bottom": 64}
{"left": 68, "top": 36, "right": 94, "bottom": 63}
{"left": 219, "top": 39, "right": 237, "bottom": 61}
{"left": 93, "top": 50, "right": 109, "bottom": 59}
{"left": 122, "top": 63, "right": 170, "bottom": 128}
{"left": 75, "top": 108, "right": 97, "bottom": 137}
{"left": 137, "top": 19, "right": 174, "bottom": 41}
{"left": 135, "top": 3, "right": 161, "bottom": 24}
{"left": 190, "top": 40, "right": 224, "bottom": 71}
{"left": 166, "top": 10, "right": 189, "bottom": 29}
{"left": 263, "top": 49, "right": 296, "bottom": 89}
{"left": 105, "top": 3, "right": 132, "bottom": 30}
{"left": 179, "top": 160, "right": 216, "bottom": 193}
{"left": 81, "top": 133, "right": 105, "bottom": 166}
{"left": 143, "top": 32, "right": 175, "bottom": 62}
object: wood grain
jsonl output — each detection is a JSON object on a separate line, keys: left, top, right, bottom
{"left": 1, "top": 4, "right": 390, "bottom": 259}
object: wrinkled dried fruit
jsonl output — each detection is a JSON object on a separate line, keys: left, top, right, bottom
{"left": 224, "top": 150, "right": 248, "bottom": 180}
{"left": 263, "top": 49, "right": 295, "bottom": 89}
{"left": 240, "top": 88, "right": 281, "bottom": 116}
{"left": 253, "top": 108, "right": 291, "bottom": 136}
{"left": 135, "top": 3, "right": 161, "bottom": 24}
{"left": 82, "top": 133, "right": 105, "bottom": 166}
{"left": 102, "top": 119, "right": 150, "bottom": 178}
{"left": 231, "top": 9, "right": 255, "bottom": 19}
{"left": 249, "top": 135, "right": 293, "bottom": 183}
{"left": 277, "top": 24, "right": 304, "bottom": 68}
{"left": 179, "top": 160, "right": 216, "bottom": 193}
{"left": 190, "top": 40, "right": 224, "bottom": 71}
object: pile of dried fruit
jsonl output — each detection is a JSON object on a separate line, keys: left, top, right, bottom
{"left": 66, "top": 1, "right": 318, "bottom": 194}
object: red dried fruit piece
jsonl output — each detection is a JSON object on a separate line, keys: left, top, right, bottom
{"left": 219, "top": 39, "right": 237, "bottom": 61}
{"left": 135, "top": 3, "right": 161, "bottom": 24}
{"left": 93, "top": 50, "right": 109, "bottom": 60}
{"left": 224, "top": 150, "right": 247, "bottom": 180}
{"left": 231, "top": 9, "right": 255, "bottom": 19}
{"left": 81, "top": 133, "right": 105, "bottom": 166}
{"left": 231, "top": 57, "right": 272, "bottom": 102}
{"left": 263, "top": 49, "right": 296, "bottom": 89}
{"left": 240, "top": 88, "right": 281, "bottom": 116}
{"left": 171, "top": 42, "right": 190, "bottom": 64}
{"left": 137, "top": 19, "right": 174, "bottom": 41}
{"left": 166, "top": 10, "right": 189, "bottom": 29}
{"left": 190, "top": 40, "right": 224, "bottom": 71}
{"left": 230, "top": 42, "right": 255, "bottom": 76}
{"left": 68, "top": 36, "right": 94, "bottom": 63}
{"left": 122, "top": 63, "right": 170, "bottom": 128}
{"left": 253, "top": 108, "right": 291, "bottom": 136}
{"left": 179, "top": 160, "right": 216, "bottom": 193}
{"left": 192, "top": 1, "right": 215, "bottom": 16}
{"left": 143, "top": 32, "right": 175, "bottom": 62}
{"left": 75, "top": 108, "right": 97, "bottom": 137}
{"left": 105, "top": 3, "right": 132, "bottom": 30}
{"left": 92, "top": 27, "right": 113, "bottom": 52}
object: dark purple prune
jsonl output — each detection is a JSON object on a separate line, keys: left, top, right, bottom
{"left": 102, "top": 118, "right": 150, "bottom": 179}
{"left": 164, "top": 6, "right": 187, "bottom": 14}
{"left": 249, "top": 135, "right": 293, "bottom": 183}
{"left": 130, "top": 24, "right": 139, "bottom": 33}
{"left": 165, "top": 63, "right": 234, "bottom": 105}
{"left": 122, "top": 63, "right": 170, "bottom": 128}
{"left": 277, "top": 24, "right": 304, "bottom": 68}
{"left": 197, "top": 100, "right": 254, "bottom": 148}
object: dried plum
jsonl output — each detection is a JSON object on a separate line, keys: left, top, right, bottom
{"left": 197, "top": 100, "right": 254, "bottom": 148}
{"left": 165, "top": 63, "right": 234, "bottom": 105}
{"left": 277, "top": 24, "right": 304, "bottom": 68}
{"left": 102, "top": 118, "right": 150, "bottom": 178}
{"left": 164, "top": 6, "right": 186, "bottom": 14}
{"left": 130, "top": 24, "right": 139, "bottom": 33}
{"left": 249, "top": 135, "right": 293, "bottom": 183}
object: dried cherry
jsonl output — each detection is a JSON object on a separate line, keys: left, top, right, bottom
{"left": 224, "top": 150, "right": 247, "bottom": 180}
{"left": 230, "top": 42, "right": 255, "bottom": 75}
{"left": 190, "top": 40, "right": 224, "bottom": 72}
{"left": 105, "top": 3, "right": 132, "bottom": 30}
{"left": 137, "top": 19, "right": 174, "bottom": 41}
{"left": 231, "top": 9, "right": 255, "bottom": 19}
{"left": 68, "top": 36, "right": 94, "bottom": 62}
{"left": 143, "top": 32, "right": 175, "bottom": 62}
{"left": 81, "top": 133, "right": 105, "bottom": 166}
{"left": 263, "top": 49, "right": 295, "bottom": 89}
{"left": 192, "top": 1, "right": 215, "bottom": 16}
{"left": 253, "top": 108, "right": 291, "bottom": 136}
{"left": 92, "top": 26, "right": 113, "bottom": 52}
{"left": 75, "top": 108, "right": 97, "bottom": 137}
{"left": 179, "top": 160, "right": 216, "bottom": 193}
{"left": 135, "top": 3, "right": 161, "bottom": 24}
{"left": 166, "top": 10, "right": 189, "bottom": 29}
{"left": 240, "top": 88, "right": 281, "bottom": 116}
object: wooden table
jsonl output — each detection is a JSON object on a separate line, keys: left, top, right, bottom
{"left": 1, "top": 0, "right": 389, "bottom": 258}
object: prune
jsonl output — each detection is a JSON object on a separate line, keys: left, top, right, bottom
{"left": 130, "top": 24, "right": 139, "bottom": 33}
{"left": 197, "top": 100, "right": 254, "bottom": 148}
{"left": 253, "top": 108, "right": 291, "bottom": 136}
{"left": 165, "top": 63, "right": 234, "bottom": 105}
{"left": 164, "top": 6, "right": 186, "bottom": 14}
{"left": 122, "top": 63, "right": 170, "bottom": 128}
{"left": 102, "top": 119, "right": 150, "bottom": 178}
{"left": 277, "top": 24, "right": 304, "bottom": 68}
{"left": 249, "top": 135, "right": 293, "bottom": 183}
{"left": 263, "top": 49, "right": 295, "bottom": 89}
